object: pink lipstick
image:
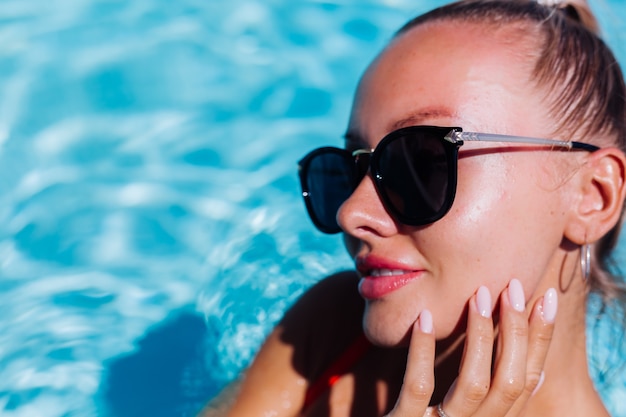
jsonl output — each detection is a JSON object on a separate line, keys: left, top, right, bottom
{"left": 356, "top": 256, "right": 424, "bottom": 299}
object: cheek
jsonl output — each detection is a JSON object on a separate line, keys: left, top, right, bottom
{"left": 453, "top": 153, "right": 563, "bottom": 227}
{"left": 450, "top": 156, "right": 512, "bottom": 231}
{"left": 436, "top": 155, "right": 566, "bottom": 292}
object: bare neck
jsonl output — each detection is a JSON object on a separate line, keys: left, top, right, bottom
{"left": 522, "top": 260, "right": 608, "bottom": 417}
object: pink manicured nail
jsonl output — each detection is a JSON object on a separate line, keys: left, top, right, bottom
{"left": 542, "top": 288, "right": 558, "bottom": 323}
{"left": 508, "top": 279, "right": 525, "bottom": 312}
{"left": 476, "top": 286, "right": 492, "bottom": 318}
{"left": 419, "top": 309, "right": 433, "bottom": 334}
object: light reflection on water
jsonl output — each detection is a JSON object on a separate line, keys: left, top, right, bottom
{"left": 0, "top": 0, "right": 624, "bottom": 416}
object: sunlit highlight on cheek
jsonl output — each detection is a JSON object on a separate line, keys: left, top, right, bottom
{"left": 451, "top": 157, "right": 510, "bottom": 229}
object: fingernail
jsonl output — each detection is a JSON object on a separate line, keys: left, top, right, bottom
{"left": 508, "top": 279, "right": 525, "bottom": 312}
{"left": 476, "top": 286, "right": 492, "bottom": 318}
{"left": 542, "top": 288, "right": 558, "bottom": 323}
{"left": 531, "top": 371, "right": 545, "bottom": 396}
{"left": 419, "top": 309, "right": 433, "bottom": 334}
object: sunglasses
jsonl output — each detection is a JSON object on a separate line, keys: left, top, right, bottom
{"left": 298, "top": 125, "right": 599, "bottom": 234}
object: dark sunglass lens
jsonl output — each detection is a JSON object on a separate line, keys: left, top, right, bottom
{"left": 304, "top": 150, "right": 355, "bottom": 232}
{"left": 377, "top": 131, "right": 449, "bottom": 223}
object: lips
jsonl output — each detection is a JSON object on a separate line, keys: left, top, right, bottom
{"left": 356, "top": 256, "right": 424, "bottom": 300}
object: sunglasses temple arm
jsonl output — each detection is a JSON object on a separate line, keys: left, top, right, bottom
{"left": 453, "top": 131, "right": 599, "bottom": 151}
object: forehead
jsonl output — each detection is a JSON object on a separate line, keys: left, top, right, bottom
{"left": 349, "top": 20, "right": 549, "bottom": 144}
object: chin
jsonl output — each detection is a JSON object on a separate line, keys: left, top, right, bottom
{"left": 362, "top": 300, "right": 469, "bottom": 348}
{"left": 362, "top": 310, "right": 413, "bottom": 347}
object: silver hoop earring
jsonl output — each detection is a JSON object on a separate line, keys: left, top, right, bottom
{"left": 580, "top": 244, "right": 591, "bottom": 282}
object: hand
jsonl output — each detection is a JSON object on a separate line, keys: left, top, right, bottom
{"left": 385, "top": 279, "right": 557, "bottom": 417}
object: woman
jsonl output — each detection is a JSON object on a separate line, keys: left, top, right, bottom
{"left": 202, "top": 0, "right": 626, "bottom": 416}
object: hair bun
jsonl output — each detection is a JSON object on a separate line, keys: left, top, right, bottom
{"left": 538, "top": 0, "right": 600, "bottom": 34}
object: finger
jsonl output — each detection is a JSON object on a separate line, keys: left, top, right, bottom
{"left": 507, "top": 287, "right": 557, "bottom": 415}
{"left": 478, "top": 279, "right": 529, "bottom": 415}
{"left": 526, "top": 288, "right": 557, "bottom": 392}
{"left": 388, "top": 310, "right": 436, "bottom": 417}
{"left": 442, "top": 286, "right": 494, "bottom": 415}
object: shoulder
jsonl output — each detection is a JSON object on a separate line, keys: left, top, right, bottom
{"left": 208, "top": 271, "right": 365, "bottom": 417}
{"left": 280, "top": 270, "right": 364, "bottom": 336}
{"left": 282, "top": 270, "right": 363, "bottom": 326}
{"left": 280, "top": 270, "right": 365, "bottom": 380}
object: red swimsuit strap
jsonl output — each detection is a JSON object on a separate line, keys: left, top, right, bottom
{"left": 302, "top": 332, "right": 372, "bottom": 411}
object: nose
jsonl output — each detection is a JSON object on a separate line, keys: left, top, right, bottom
{"left": 336, "top": 173, "right": 398, "bottom": 240}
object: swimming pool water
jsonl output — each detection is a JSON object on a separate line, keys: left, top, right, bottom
{"left": 0, "top": 1, "right": 625, "bottom": 416}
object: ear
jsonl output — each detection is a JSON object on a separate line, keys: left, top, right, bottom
{"left": 564, "top": 147, "right": 626, "bottom": 245}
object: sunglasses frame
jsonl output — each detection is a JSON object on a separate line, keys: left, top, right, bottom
{"left": 298, "top": 146, "right": 356, "bottom": 233}
{"left": 299, "top": 125, "right": 600, "bottom": 234}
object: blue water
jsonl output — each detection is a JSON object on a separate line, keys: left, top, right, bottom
{"left": 0, "top": 1, "right": 625, "bottom": 416}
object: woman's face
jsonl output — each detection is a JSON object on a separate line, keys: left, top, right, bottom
{"left": 338, "top": 21, "right": 577, "bottom": 346}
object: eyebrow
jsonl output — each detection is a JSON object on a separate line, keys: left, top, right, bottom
{"left": 389, "top": 108, "right": 457, "bottom": 131}
{"left": 344, "top": 107, "right": 458, "bottom": 148}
